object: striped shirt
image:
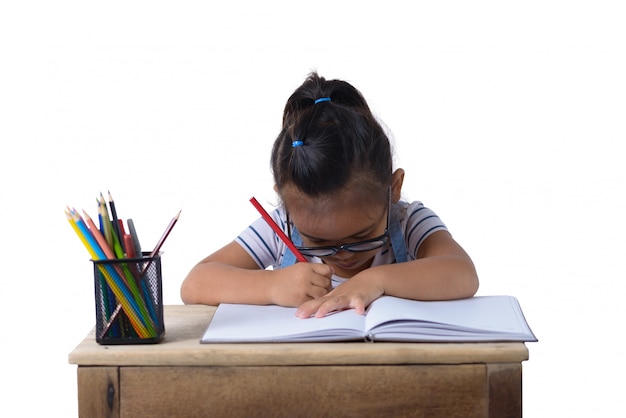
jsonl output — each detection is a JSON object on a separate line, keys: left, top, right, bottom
{"left": 235, "top": 200, "right": 447, "bottom": 272}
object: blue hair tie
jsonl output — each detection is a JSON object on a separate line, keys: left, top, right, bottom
{"left": 292, "top": 140, "right": 304, "bottom": 148}
{"left": 314, "top": 97, "right": 331, "bottom": 104}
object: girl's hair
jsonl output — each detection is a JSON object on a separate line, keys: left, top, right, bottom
{"left": 271, "top": 73, "right": 392, "bottom": 204}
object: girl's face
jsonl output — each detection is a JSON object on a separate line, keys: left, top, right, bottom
{"left": 282, "top": 186, "right": 388, "bottom": 278}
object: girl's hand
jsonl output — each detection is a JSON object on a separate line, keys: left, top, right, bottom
{"left": 295, "top": 274, "right": 384, "bottom": 318}
{"left": 269, "top": 263, "right": 334, "bottom": 307}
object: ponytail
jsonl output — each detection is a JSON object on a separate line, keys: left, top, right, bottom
{"left": 271, "top": 72, "right": 392, "bottom": 203}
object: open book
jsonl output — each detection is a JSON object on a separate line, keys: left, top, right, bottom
{"left": 200, "top": 295, "right": 537, "bottom": 343}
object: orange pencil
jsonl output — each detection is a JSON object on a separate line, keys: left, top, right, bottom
{"left": 80, "top": 209, "right": 157, "bottom": 336}
{"left": 82, "top": 210, "right": 115, "bottom": 259}
{"left": 66, "top": 209, "right": 151, "bottom": 337}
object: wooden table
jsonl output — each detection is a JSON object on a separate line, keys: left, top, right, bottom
{"left": 68, "top": 305, "right": 529, "bottom": 417}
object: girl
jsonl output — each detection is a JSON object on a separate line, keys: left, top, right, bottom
{"left": 181, "top": 73, "right": 478, "bottom": 318}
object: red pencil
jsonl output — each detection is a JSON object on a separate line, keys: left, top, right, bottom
{"left": 249, "top": 197, "right": 307, "bottom": 263}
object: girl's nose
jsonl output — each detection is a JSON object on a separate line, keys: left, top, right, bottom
{"left": 333, "top": 250, "right": 352, "bottom": 261}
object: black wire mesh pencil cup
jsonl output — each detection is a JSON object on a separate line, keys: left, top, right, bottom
{"left": 92, "top": 252, "right": 165, "bottom": 344}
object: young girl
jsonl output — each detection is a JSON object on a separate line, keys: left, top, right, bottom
{"left": 181, "top": 73, "right": 478, "bottom": 318}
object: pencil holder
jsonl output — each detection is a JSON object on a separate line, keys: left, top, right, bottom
{"left": 92, "top": 253, "right": 165, "bottom": 344}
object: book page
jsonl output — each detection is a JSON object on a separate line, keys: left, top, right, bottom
{"left": 201, "top": 303, "right": 367, "bottom": 343}
{"left": 364, "top": 295, "right": 536, "bottom": 341}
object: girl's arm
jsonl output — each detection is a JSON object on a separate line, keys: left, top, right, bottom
{"left": 374, "top": 230, "right": 478, "bottom": 300}
{"left": 180, "top": 241, "right": 334, "bottom": 306}
{"left": 296, "top": 230, "right": 479, "bottom": 318}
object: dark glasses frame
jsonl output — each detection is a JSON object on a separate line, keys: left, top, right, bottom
{"left": 286, "top": 191, "right": 391, "bottom": 258}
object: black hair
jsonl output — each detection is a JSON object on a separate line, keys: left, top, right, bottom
{"left": 271, "top": 73, "right": 392, "bottom": 204}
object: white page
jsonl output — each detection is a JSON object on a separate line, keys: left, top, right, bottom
{"left": 364, "top": 295, "right": 536, "bottom": 340}
{"left": 201, "top": 303, "right": 367, "bottom": 343}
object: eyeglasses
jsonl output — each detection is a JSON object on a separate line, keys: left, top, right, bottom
{"left": 287, "top": 195, "right": 390, "bottom": 258}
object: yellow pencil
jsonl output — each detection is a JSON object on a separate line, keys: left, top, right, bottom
{"left": 66, "top": 210, "right": 151, "bottom": 338}
{"left": 83, "top": 209, "right": 159, "bottom": 337}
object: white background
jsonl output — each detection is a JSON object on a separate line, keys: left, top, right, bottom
{"left": 1, "top": 1, "right": 625, "bottom": 416}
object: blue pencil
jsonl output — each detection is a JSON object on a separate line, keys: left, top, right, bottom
{"left": 71, "top": 210, "right": 152, "bottom": 335}
{"left": 66, "top": 210, "right": 151, "bottom": 337}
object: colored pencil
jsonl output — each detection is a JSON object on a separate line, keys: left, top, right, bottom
{"left": 66, "top": 209, "right": 151, "bottom": 338}
{"left": 71, "top": 211, "right": 148, "bottom": 327}
{"left": 152, "top": 210, "right": 180, "bottom": 255}
{"left": 249, "top": 197, "right": 307, "bottom": 263}
{"left": 84, "top": 208, "right": 121, "bottom": 338}
{"left": 67, "top": 194, "right": 176, "bottom": 341}
{"left": 103, "top": 210, "right": 181, "bottom": 334}
{"left": 98, "top": 196, "right": 111, "bottom": 248}
{"left": 73, "top": 208, "right": 157, "bottom": 334}
{"left": 127, "top": 219, "right": 142, "bottom": 256}
{"left": 138, "top": 210, "right": 181, "bottom": 276}
{"left": 82, "top": 210, "right": 115, "bottom": 259}
{"left": 82, "top": 209, "right": 159, "bottom": 335}
{"left": 108, "top": 191, "right": 126, "bottom": 254}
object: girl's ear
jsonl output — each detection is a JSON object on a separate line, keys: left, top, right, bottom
{"left": 391, "top": 168, "right": 405, "bottom": 202}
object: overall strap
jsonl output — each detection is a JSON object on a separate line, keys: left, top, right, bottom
{"left": 280, "top": 227, "right": 302, "bottom": 268}
{"left": 389, "top": 203, "right": 408, "bottom": 263}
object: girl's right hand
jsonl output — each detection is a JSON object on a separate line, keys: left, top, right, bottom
{"left": 269, "top": 262, "right": 334, "bottom": 307}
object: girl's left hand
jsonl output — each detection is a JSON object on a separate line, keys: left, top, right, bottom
{"left": 295, "top": 276, "right": 383, "bottom": 318}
